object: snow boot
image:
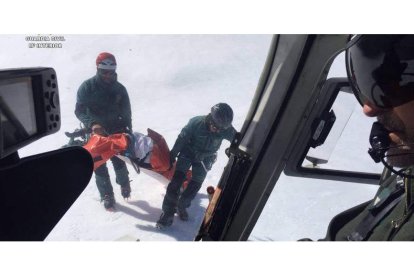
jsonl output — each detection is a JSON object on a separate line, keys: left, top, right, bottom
{"left": 121, "top": 183, "right": 131, "bottom": 199}
{"left": 102, "top": 194, "right": 116, "bottom": 210}
{"left": 177, "top": 207, "right": 189, "bottom": 221}
{"left": 156, "top": 212, "right": 174, "bottom": 229}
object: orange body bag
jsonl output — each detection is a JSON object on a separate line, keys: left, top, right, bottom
{"left": 83, "top": 129, "right": 191, "bottom": 188}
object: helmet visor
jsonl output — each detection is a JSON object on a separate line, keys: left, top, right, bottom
{"left": 346, "top": 35, "right": 414, "bottom": 108}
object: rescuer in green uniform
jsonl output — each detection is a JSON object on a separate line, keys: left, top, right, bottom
{"left": 75, "top": 52, "right": 133, "bottom": 210}
{"left": 157, "top": 103, "right": 236, "bottom": 228}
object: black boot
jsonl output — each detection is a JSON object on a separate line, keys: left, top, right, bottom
{"left": 156, "top": 212, "right": 174, "bottom": 229}
{"left": 102, "top": 194, "right": 116, "bottom": 210}
{"left": 177, "top": 207, "right": 189, "bottom": 221}
{"left": 121, "top": 183, "right": 131, "bottom": 199}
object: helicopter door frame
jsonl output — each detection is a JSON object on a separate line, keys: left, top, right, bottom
{"left": 198, "top": 35, "right": 353, "bottom": 241}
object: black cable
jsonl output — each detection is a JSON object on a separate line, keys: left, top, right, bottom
{"left": 381, "top": 157, "right": 414, "bottom": 179}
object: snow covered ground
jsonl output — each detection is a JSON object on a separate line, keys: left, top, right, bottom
{"left": 1, "top": 34, "right": 379, "bottom": 241}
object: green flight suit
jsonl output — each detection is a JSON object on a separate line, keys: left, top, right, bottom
{"left": 75, "top": 74, "right": 132, "bottom": 199}
{"left": 162, "top": 115, "right": 236, "bottom": 214}
{"left": 323, "top": 167, "right": 414, "bottom": 241}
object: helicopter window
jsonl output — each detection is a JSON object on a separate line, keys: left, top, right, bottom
{"left": 249, "top": 52, "right": 380, "bottom": 241}
{"left": 302, "top": 89, "right": 383, "bottom": 175}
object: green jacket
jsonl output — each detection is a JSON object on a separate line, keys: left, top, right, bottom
{"left": 324, "top": 167, "right": 414, "bottom": 241}
{"left": 75, "top": 74, "right": 132, "bottom": 134}
{"left": 171, "top": 115, "right": 236, "bottom": 162}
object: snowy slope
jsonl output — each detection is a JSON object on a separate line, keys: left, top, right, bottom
{"left": 0, "top": 34, "right": 272, "bottom": 241}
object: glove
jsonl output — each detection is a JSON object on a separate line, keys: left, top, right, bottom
{"left": 169, "top": 152, "right": 177, "bottom": 170}
{"left": 91, "top": 124, "right": 106, "bottom": 136}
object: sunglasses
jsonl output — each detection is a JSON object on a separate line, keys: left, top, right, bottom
{"left": 98, "top": 69, "right": 116, "bottom": 77}
{"left": 209, "top": 120, "right": 220, "bottom": 131}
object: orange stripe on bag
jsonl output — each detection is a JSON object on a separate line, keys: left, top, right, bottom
{"left": 83, "top": 134, "right": 129, "bottom": 170}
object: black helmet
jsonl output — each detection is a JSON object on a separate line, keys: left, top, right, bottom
{"left": 346, "top": 35, "right": 414, "bottom": 108}
{"left": 210, "top": 103, "right": 233, "bottom": 130}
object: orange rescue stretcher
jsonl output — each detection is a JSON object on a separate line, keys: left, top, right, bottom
{"left": 83, "top": 128, "right": 192, "bottom": 187}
